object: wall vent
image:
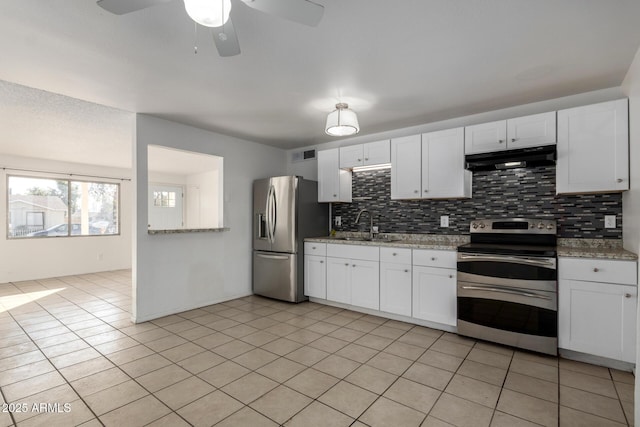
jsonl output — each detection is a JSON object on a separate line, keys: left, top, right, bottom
{"left": 291, "top": 149, "right": 316, "bottom": 163}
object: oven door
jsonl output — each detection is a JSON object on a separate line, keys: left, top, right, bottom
{"left": 457, "top": 281, "right": 558, "bottom": 355}
{"left": 457, "top": 253, "right": 557, "bottom": 292}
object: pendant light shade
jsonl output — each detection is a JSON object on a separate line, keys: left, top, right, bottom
{"left": 325, "top": 103, "right": 360, "bottom": 136}
{"left": 184, "top": 0, "right": 231, "bottom": 27}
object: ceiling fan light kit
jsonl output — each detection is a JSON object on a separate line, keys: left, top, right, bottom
{"left": 325, "top": 103, "right": 360, "bottom": 136}
{"left": 183, "top": 0, "right": 231, "bottom": 27}
{"left": 96, "top": 0, "right": 324, "bottom": 57}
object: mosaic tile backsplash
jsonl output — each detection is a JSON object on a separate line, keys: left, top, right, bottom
{"left": 332, "top": 166, "right": 622, "bottom": 239}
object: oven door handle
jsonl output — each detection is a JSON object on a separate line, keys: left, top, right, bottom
{"left": 458, "top": 254, "right": 555, "bottom": 268}
{"left": 461, "top": 285, "right": 552, "bottom": 300}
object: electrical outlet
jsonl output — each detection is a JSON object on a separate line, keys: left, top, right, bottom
{"left": 334, "top": 216, "right": 341, "bottom": 226}
{"left": 604, "top": 215, "right": 616, "bottom": 229}
{"left": 440, "top": 215, "right": 449, "bottom": 227}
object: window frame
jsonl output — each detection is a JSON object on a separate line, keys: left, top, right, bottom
{"left": 6, "top": 174, "right": 121, "bottom": 240}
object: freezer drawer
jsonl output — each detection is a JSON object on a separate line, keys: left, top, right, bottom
{"left": 253, "top": 251, "right": 299, "bottom": 302}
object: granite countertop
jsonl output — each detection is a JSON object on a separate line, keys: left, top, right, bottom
{"left": 557, "top": 238, "right": 638, "bottom": 261}
{"left": 305, "top": 233, "right": 469, "bottom": 251}
{"left": 148, "top": 227, "right": 230, "bottom": 235}
{"left": 306, "top": 234, "right": 639, "bottom": 261}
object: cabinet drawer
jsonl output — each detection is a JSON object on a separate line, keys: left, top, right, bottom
{"left": 380, "top": 247, "right": 412, "bottom": 264}
{"left": 413, "top": 249, "right": 456, "bottom": 269}
{"left": 305, "top": 242, "right": 326, "bottom": 256}
{"left": 327, "top": 244, "right": 379, "bottom": 261}
{"left": 559, "top": 257, "right": 637, "bottom": 285}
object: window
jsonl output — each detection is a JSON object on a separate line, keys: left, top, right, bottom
{"left": 153, "top": 191, "right": 176, "bottom": 208}
{"left": 7, "top": 176, "right": 119, "bottom": 239}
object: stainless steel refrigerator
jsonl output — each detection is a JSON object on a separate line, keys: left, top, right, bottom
{"left": 253, "top": 176, "right": 328, "bottom": 302}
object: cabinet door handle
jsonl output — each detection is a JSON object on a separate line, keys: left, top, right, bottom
{"left": 320, "top": 260, "right": 324, "bottom": 264}
{"left": 345, "top": 263, "right": 349, "bottom": 266}
{"left": 617, "top": 178, "right": 624, "bottom": 183}
{"left": 431, "top": 257, "right": 436, "bottom": 261}
{"left": 498, "top": 139, "right": 504, "bottom": 143}
{"left": 312, "top": 246, "right": 316, "bottom": 249}
{"left": 392, "top": 253, "right": 397, "bottom": 256}
{"left": 333, "top": 194, "right": 337, "bottom": 197}
{"left": 449, "top": 275, "right": 454, "bottom": 279}
{"left": 364, "top": 158, "right": 369, "bottom": 161}
{"left": 593, "top": 268, "right": 599, "bottom": 272}
{"left": 511, "top": 138, "right": 517, "bottom": 142}
{"left": 352, "top": 264, "right": 356, "bottom": 268}
{"left": 357, "top": 158, "right": 362, "bottom": 162}
{"left": 414, "top": 190, "right": 419, "bottom": 194}
{"left": 625, "top": 293, "right": 632, "bottom": 298}
{"left": 404, "top": 269, "right": 409, "bottom": 273}
{"left": 424, "top": 189, "right": 428, "bottom": 193}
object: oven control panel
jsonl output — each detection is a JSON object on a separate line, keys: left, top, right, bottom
{"left": 470, "top": 218, "right": 556, "bottom": 234}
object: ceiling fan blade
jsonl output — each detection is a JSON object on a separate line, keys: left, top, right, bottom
{"left": 241, "top": 0, "right": 324, "bottom": 27}
{"left": 96, "top": 0, "right": 172, "bottom": 15}
{"left": 212, "top": 18, "right": 241, "bottom": 57}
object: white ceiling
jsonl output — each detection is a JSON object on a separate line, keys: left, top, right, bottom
{"left": 0, "top": 0, "right": 639, "bottom": 163}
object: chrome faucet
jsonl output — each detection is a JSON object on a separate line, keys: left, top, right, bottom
{"left": 355, "top": 208, "right": 374, "bottom": 240}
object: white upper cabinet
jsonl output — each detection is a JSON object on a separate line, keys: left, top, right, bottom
{"left": 556, "top": 99, "right": 629, "bottom": 194}
{"left": 363, "top": 140, "right": 391, "bottom": 165}
{"left": 317, "top": 148, "right": 352, "bottom": 203}
{"left": 422, "top": 127, "right": 471, "bottom": 199}
{"left": 391, "top": 130, "right": 470, "bottom": 200}
{"left": 391, "top": 135, "right": 422, "bottom": 199}
{"left": 339, "top": 145, "right": 364, "bottom": 169}
{"left": 464, "top": 112, "right": 557, "bottom": 155}
{"left": 507, "top": 111, "right": 557, "bottom": 150}
{"left": 464, "top": 120, "right": 507, "bottom": 154}
{"left": 339, "top": 140, "right": 390, "bottom": 169}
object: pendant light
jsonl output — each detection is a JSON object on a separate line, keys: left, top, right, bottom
{"left": 184, "top": 0, "right": 231, "bottom": 27}
{"left": 325, "top": 103, "right": 360, "bottom": 136}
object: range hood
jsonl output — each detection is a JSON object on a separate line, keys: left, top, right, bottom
{"left": 465, "top": 145, "right": 556, "bottom": 171}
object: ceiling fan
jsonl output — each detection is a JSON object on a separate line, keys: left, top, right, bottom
{"left": 96, "top": 0, "right": 324, "bottom": 57}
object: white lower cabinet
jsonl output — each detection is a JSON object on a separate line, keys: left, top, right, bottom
{"left": 412, "top": 266, "right": 457, "bottom": 326}
{"left": 350, "top": 260, "right": 380, "bottom": 310}
{"left": 558, "top": 257, "right": 638, "bottom": 363}
{"left": 304, "top": 255, "right": 326, "bottom": 299}
{"left": 380, "top": 262, "right": 412, "bottom": 316}
{"left": 325, "top": 244, "right": 380, "bottom": 310}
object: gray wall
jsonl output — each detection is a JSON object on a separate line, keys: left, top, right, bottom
{"left": 133, "top": 114, "right": 287, "bottom": 322}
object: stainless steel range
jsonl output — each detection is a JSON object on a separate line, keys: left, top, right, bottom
{"left": 456, "top": 218, "right": 558, "bottom": 355}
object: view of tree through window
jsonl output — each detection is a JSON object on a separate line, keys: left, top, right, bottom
{"left": 7, "top": 176, "right": 119, "bottom": 238}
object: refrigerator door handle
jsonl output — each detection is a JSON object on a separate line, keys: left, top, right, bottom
{"left": 265, "top": 185, "right": 273, "bottom": 242}
{"left": 256, "top": 253, "right": 290, "bottom": 260}
{"left": 269, "top": 185, "right": 277, "bottom": 242}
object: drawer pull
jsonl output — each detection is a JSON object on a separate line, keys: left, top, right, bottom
{"left": 404, "top": 269, "right": 409, "bottom": 273}
{"left": 431, "top": 257, "right": 436, "bottom": 261}
{"left": 593, "top": 268, "right": 599, "bottom": 273}
{"left": 312, "top": 246, "right": 316, "bottom": 249}
{"left": 320, "top": 260, "right": 324, "bottom": 264}
{"left": 392, "top": 253, "right": 397, "bottom": 256}
{"left": 625, "top": 293, "right": 632, "bottom": 298}
{"left": 617, "top": 178, "right": 623, "bottom": 183}
{"left": 345, "top": 263, "right": 349, "bottom": 266}
{"left": 511, "top": 138, "right": 517, "bottom": 142}
{"left": 449, "top": 275, "right": 453, "bottom": 279}
{"left": 352, "top": 264, "right": 356, "bottom": 268}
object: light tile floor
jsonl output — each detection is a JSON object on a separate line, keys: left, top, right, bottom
{"left": 0, "top": 270, "right": 635, "bottom": 426}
